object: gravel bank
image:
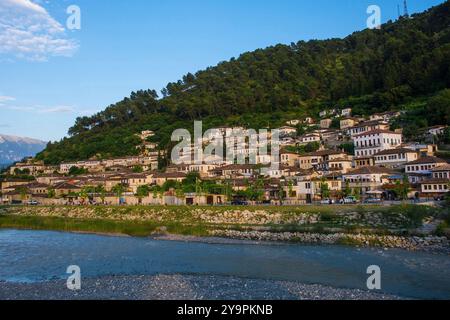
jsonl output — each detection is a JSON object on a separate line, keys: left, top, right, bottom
{"left": 0, "top": 275, "right": 403, "bottom": 300}
{"left": 210, "top": 230, "right": 450, "bottom": 254}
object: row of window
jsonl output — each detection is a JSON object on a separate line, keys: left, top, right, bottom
{"left": 406, "top": 164, "right": 437, "bottom": 172}
{"left": 344, "top": 178, "right": 380, "bottom": 183}
{"left": 433, "top": 172, "right": 450, "bottom": 179}
{"left": 355, "top": 149, "right": 381, "bottom": 157}
{"left": 375, "top": 153, "right": 408, "bottom": 161}
{"left": 354, "top": 138, "right": 401, "bottom": 147}
{"left": 423, "top": 184, "right": 448, "bottom": 191}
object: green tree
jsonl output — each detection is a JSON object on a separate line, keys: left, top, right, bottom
{"left": 47, "top": 187, "right": 56, "bottom": 199}
{"left": 426, "top": 89, "right": 450, "bottom": 127}
{"left": 111, "top": 183, "right": 127, "bottom": 202}
{"left": 96, "top": 185, "right": 107, "bottom": 204}
{"left": 394, "top": 175, "right": 410, "bottom": 201}
{"left": 343, "top": 180, "right": 352, "bottom": 197}
{"left": 78, "top": 187, "right": 89, "bottom": 204}
{"left": 136, "top": 185, "right": 150, "bottom": 198}
{"left": 68, "top": 166, "right": 88, "bottom": 176}
{"left": 320, "top": 179, "right": 331, "bottom": 199}
{"left": 17, "top": 186, "right": 28, "bottom": 202}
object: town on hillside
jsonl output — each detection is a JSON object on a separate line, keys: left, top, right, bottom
{"left": 1, "top": 108, "right": 449, "bottom": 206}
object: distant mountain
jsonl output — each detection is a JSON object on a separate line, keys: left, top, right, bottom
{"left": 0, "top": 134, "right": 47, "bottom": 166}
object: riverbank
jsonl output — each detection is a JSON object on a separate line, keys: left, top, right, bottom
{"left": 0, "top": 204, "right": 448, "bottom": 252}
{"left": 0, "top": 274, "right": 403, "bottom": 300}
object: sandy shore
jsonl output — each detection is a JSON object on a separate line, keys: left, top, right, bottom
{"left": 0, "top": 274, "right": 403, "bottom": 300}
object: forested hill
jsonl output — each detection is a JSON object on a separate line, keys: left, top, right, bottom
{"left": 37, "top": 1, "right": 450, "bottom": 164}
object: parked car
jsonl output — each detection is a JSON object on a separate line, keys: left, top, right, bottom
{"left": 320, "top": 199, "right": 335, "bottom": 205}
{"left": 340, "top": 196, "right": 358, "bottom": 204}
{"left": 364, "top": 198, "right": 382, "bottom": 204}
{"left": 27, "top": 200, "right": 39, "bottom": 206}
{"left": 231, "top": 200, "right": 248, "bottom": 206}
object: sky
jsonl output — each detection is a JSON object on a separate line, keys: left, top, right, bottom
{"left": 0, "top": 0, "right": 445, "bottom": 142}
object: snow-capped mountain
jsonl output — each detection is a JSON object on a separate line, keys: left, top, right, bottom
{"left": 0, "top": 134, "right": 47, "bottom": 166}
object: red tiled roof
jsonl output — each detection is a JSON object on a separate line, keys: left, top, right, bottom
{"left": 345, "top": 166, "right": 394, "bottom": 175}
{"left": 406, "top": 156, "right": 447, "bottom": 165}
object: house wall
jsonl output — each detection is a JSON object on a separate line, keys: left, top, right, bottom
{"left": 353, "top": 132, "right": 402, "bottom": 158}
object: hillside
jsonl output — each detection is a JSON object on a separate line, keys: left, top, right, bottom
{"left": 0, "top": 134, "right": 47, "bottom": 166}
{"left": 36, "top": 1, "right": 450, "bottom": 164}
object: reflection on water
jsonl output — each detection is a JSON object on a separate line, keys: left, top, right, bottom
{"left": 0, "top": 229, "right": 449, "bottom": 299}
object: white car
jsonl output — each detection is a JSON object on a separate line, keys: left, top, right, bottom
{"left": 320, "top": 199, "right": 335, "bottom": 205}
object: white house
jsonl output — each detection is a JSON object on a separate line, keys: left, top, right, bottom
{"left": 353, "top": 130, "right": 403, "bottom": 158}
{"left": 341, "top": 108, "right": 352, "bottom": 117}
{"left": 299, "top": 133, "right": 321, "bottom": 145}
{"left": 320, "top": 119, "right": 332, "bottom": 129}
{"left": 373, "top": 148, "right": 418, "bottom": 169}
{"left": 347, "top": 120, "right": 390, "bottom": 136}
{"left": 405, "top": 156, "right": 448, "bottom": 175}
{"left": 369, "top": 111, "right": 401, "bottom": 123}
{"left": 278, "top": 126, "right": 298, "bottom": 137}
{"left": 286, "top": 120, "right": 301, "bottom": 126}
{"left": 427, "top": 125, "right": 448, "bottom": 136}
{"left": 431, "top": 164, "right": 450, "bottom": 180}
{"left": 342, "top": 166, "right": 393, "bottom": 196}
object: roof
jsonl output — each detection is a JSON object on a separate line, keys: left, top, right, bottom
{"left": 24, "top": 182, "right": 50, "bottom": 189}
{"left": 353, "top": 129, "right": 400, "bottom": 138}
{"left": 53, "top": 182, "right": 81, "bottom": 190}
{"left": 406, "top": 156, "right": 447, "bottom": 165}
{"left": 328, "top": 157, "right": 353, "bottom": 162}
{"left": 215, "top": 164, "right": 259, "bottom": 171}
{"left": 431, "top": 164, "right": 450, "bottom": 172}
{"left": 373, "top": 148, "right": 418, "bottom": 156}
{"left": 420, "top": 178, "right": 450, "bottom": 184}
{"left": 280, "top": 151, "right": 300, "bottom": 156}
{"left": 306, "top": 150, "right": 346, "bottom": 157}
{"left": 345, "top": 166, "right": 394, "bottom": 175}
{"left": 122, "top": 173, "right": 148, "bottom": 179}
{"left": 152, "top": 172, "right": 187, "bottom": 179}
{"left": 1, "top": 178, "right": 34, "bottom": 183}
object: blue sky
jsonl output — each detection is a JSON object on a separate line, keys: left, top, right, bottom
{"left": 0, "top": 0, "right": 445, "bottom": 142}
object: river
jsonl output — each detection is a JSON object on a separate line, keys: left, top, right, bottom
{"left": 0, "top": 229, "right": 449, "bottom": 299}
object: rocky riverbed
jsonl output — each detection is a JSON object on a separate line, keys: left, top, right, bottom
{"left": 210, "top": 230, "right": 450, "bottom": 254}
{"left": 0, "top": 275, "right": 403, "bottom": 300}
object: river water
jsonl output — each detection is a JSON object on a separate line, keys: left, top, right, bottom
{"left": 0, "top": 229, "right": 449, "bottom": 299}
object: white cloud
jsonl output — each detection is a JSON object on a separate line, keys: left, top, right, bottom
{"left": 0, "top": 104, "right": 75, "bottom": 113}
{"left": 0, "top": 96, "right": 16, "bottom": 102}
{"left": 0, "top": 101, "right": 96, "bottom": 115}
{"left": 38, "top": 105, "right": 74, "bottom": 113}
{"left": 0, "top": 0, "right": 79, "bottom": 61}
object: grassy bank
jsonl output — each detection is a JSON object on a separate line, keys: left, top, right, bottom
{"left": 0, "top": 214, "right": 210, "bottom": 237}
{"left": 0, "top": 204, "right": 447, "bottom": 239}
